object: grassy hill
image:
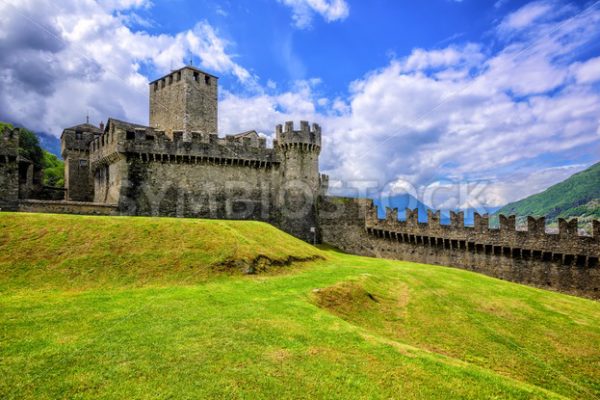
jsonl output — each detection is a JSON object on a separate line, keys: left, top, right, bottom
{"left": 0, "top": 213, "right": 322, "bottom": 291}
{"left": 497, "top": 162, "right": 600, "bottom": 222}
{"left": 1, "top": 213, "right": 599, "bottom": 399}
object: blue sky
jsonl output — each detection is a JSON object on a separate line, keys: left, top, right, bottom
{"left": 1, "top": 0, "right": 599, "bottom": 211}
{"left": 132, "top": 0, "right": 561, "bottom": 97}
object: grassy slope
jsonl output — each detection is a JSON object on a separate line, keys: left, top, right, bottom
{"left": 0, "top": 213, "right": 321, "bottom": 291}
{"left": 497, "top": 162, "right": 600, "bottom": 221}
{"left": 1, "top": 213, "right": 599, "bottom": 399}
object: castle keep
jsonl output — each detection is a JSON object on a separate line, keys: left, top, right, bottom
{"left": 0, "top": 65, "right": 598, "bottom": 297}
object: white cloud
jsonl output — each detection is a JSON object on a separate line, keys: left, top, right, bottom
{"left": 498, "top": 1, "right": 554, "bottom": 32}
{"left": 219, "top": 79, "right": 320, "bottom": 135}
{"left": 98, "top": 0, "right": 152, "bottom": 11}
{"left": 278, "top": 0, "right": 349, "bottom": 29}
{"left": 0, "top": 0, "right": 253, "bottom": 135}
{"left": 1, "top": 0, "right": 599, "bottom": 210}
{"left": 216, "top": 1, "right": 600, "bottom": 207}
{"left": 572, "top": 56, "right": 600, "bottom": 84}
{"left": 400, "top": 44, "right": 484, "bottom": 72}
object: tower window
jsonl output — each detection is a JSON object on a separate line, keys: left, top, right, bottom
{"left": 168, "top": 75, "right": 173, "bottom": 85}
{"left": 176, "top": 71, "right": 181, "bottom": 81}
{"left": 193, "top": 71, "right": 199, "bottom": 82}
{"left": 161, "top": 79, "right": 165, "bottom": 88}
{"left": 153, "top": 82, "right": 158, "bottom": 91}
{"left": 79, "top": 159, "right": 88, "bottom": 168}
{"left": 205, "top": 75, "right": 210, "bottom": 85}
{"left": 75, "top": 131, "right": 82, "bottom": 140}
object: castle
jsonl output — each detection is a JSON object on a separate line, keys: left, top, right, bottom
{"left": 60, "top": 66, "right": 326, "bottom": 242}
{"left": 0, "top": 66, "right": 598, "bottom": 298}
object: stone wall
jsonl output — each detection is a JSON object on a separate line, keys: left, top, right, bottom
{"left": 0, "top": 130, "right": 19, "bottom": 210}
{"left": 320, "top": 196, "right": 376, "bottom": 255}
{"left": 61, "top": 124, "right": 101, "bottom": 202}
{"left": 319, "top": 196, "right": 600, "bottom": 299}
{"left": 120, "top": 156, "right": 281, "bottom": 221}
{"left": 18, "top": 199, "right": 119, "bottom": 216}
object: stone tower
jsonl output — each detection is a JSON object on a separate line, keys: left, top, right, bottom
{"left": 276, "top": 121, "right": 322, "bottom": 242}
{"left": 61, "top": 123, "right": 103, "bottom": 202}
{"left": 149, "top": 66, "right": 218, "bottom": 136}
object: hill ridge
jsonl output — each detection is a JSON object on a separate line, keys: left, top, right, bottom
{"left": 497, "top": 162, "right": 600, "bottom": 223}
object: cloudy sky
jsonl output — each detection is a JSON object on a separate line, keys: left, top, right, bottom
{"left": 1, "top": 0, "right": 599, "bottom": 211}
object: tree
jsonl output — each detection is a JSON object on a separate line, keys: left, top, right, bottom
{"left": 42, "top": 151, "right": 65, "bottom": 187}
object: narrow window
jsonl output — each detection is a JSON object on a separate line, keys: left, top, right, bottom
{"left": 193, "top": 71, "right": 199, "bottom": 82}
{"left": 205, "top": 75, "right": 210, "bottom": 85}
{"left": 176, "top": 71, "right": 181, "bottom": 81}
{"left": 153, "top": 82, "right": 158, "bottom": 91}
{"left": 161, "top": 79, "right": 166, "bottom": 88}
{"left": 75, "top": 131, "right": 82, "bottom": 140}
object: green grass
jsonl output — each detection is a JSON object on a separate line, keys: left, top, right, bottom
{"left": 0, "top": 213, "right": 322, "bottom": 291}
{"left": 1, "top": 213, "right": 599, "bottom": 399}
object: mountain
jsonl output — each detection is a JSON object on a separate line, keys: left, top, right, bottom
{"left": 496, "top": 162, "right": 600, "bottom": 222}
{"left": 36, "top": 132, "right": 61, "bottom": 157}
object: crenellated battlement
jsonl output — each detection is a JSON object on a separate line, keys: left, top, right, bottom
{"left": 319, "top": 196, "right": 600, "bottom": 298}
{"left": 365, "top": 202, "right": 599, "bottom": 263}
{"left": 89, "top": 118, "right": 278, "bottom": 169}
{"left": 275, "top": 121, "right": 321, "bottom": 152}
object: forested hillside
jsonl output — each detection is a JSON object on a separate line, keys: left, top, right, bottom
{"left": 497, "top": 162, "right": 600, "bottom": 222}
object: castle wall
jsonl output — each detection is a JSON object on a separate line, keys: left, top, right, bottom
{"left": 319, "top": 196, "right": 600, "bottom": 299}
{"left": 94, "top": 156, "right": 127, "bottom": 205}
{"left": 64, "top": 157, "right": 93, "bottom": 201}
{"left": 0, "top": 130, "right": 20, "bottom": 210}
{"left": 119, "top": 159, "right": 281, "bottom": 220}
{"left": 319, "top": 196, "right": 377, "bottom": 256}
{"left": 18, "top": 199, "right": 119, "bottom": 216}
{"left": 87, "top": 120, "right": 323, "bottom": 240}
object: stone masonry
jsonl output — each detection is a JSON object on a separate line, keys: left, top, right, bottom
{"left": 0, "top": 129, "right": 20, "bottom": 210}
{"left": 149, "top": 66, "right": 218, "bottom": 137}
{"left": 319, "top": 197, "right": 600, "bottom": 299}
{"left": 61, "top": 123, "right": 103, "bottom": 201}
